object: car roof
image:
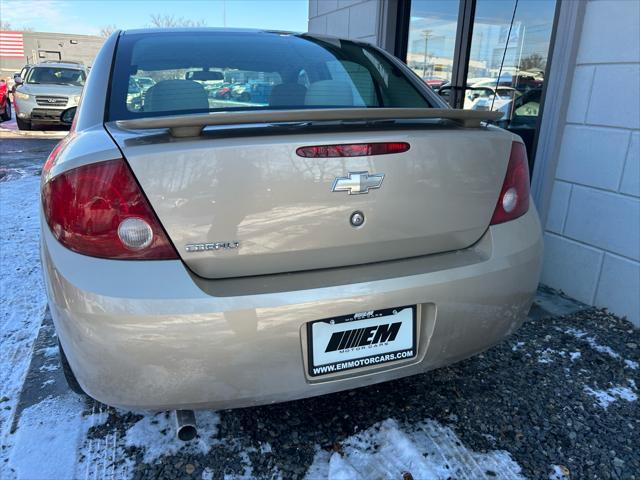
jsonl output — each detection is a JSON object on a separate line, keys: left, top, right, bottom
{"left": 116, "top": 28, "right": 369, "bottom": 55}
{"left": 122, "top": 27, "right": 300, "bottom": 36}
{"left": 118, "top": 27, "right": 361, "bottom": 45}
{"left": 34, "top": 61, "right": 85, "bottom": 69}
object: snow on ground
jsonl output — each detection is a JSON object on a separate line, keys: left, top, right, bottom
{"left": 565, "top": 328, "right": 622, "bottom": 360}
{"left": 584, "top": 381, "right": 638, "bottom": 409}
{"left": 304, "top": 418, "right": 524, "bottom": 480}
{"left": 7, "top": 393, "right": 109, "bottom": 479}
{"left": 124, "top": 410, "right": 221, "bottom": 463}
{"left": 548, "top": 464, "right": 571, "bottom": 479}
{"left": 0, "top": 176, "right": 47, "bottom": 447}
{"left": 202, "top": 468, "right": 214, "bottom": 480}
{"left": 625, "top": 359, "right": 639, "bottom": 370}
{"left": 561, "top": 328, "right": 638, "bottom": 409}
{"left": 537, "top": 348, "right": 566, "bottom": 364}
{"left": 4, "top": 395, "right": 224, "bottom": 479}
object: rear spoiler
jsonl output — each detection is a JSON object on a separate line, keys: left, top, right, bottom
{"left": 115, "top": 108, "right": 503, "bottom": 138}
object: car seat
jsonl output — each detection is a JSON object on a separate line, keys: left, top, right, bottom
{"left": 144, "top": 79, "right": 209, "bottom": 113}
{"left": 304, "top": 80, "right": 354, "bottom": 106}
{"left": 269, "top": 83, "right": 307, "bottom": 107}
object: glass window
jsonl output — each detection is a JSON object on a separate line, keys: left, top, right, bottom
{"left": 108, "top": 32, "right": 433, "bottom": 120}
{"left": 466, "top": 0, "right": 556, "bottom": 122}
{"left": 25, "top": 67, "right": 86, "bottom": 86}
{"left": 406, "top": 0, "right": 556, "bottom": 163}
{"left": 406, "top": 0, "right": 461, "bottom": 88}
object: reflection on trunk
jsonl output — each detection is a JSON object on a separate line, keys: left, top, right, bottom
{"left": 107, "top": 125, "right": 513, "bottom": 278}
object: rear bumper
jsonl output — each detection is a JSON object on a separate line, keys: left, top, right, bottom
{"left": 42, "top": 205, "right": 542, "bottom": 410}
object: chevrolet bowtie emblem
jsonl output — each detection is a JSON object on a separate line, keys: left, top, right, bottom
{"left": 331, "top": 171, "right": 385, "bottom": 195}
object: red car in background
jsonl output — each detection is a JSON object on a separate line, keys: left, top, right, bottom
{"left": 0, "top": 79, "right": 11, "bottom": 122}
{"left": 422, "top": 78, "right": 447, "bottom": 90}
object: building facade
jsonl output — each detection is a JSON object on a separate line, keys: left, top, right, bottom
{"left": 0, "top": 30, "right": 104, "bottom": 77}
{"left": 308, "top": 0, "right": 640, "bottom": 326}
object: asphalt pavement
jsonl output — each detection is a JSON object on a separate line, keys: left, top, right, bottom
{"left": 0, "top": 116, "right": 66, "bottom": 181}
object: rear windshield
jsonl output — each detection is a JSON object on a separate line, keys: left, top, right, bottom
{"left": 107, "top": 31, "right": 432, "bottom": 120}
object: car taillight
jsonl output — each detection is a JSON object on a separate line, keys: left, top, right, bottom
{"left": 296, "top": 142, "right": 410, "bottom": 158}
{"left": 490, "top": 141, "right": 530, "bottom": 225}
{"left": 42, "top": 158, "right": 178, "bottom": 260}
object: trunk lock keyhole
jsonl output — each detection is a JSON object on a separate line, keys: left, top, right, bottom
{"left": 350, "top": 211, "right": 365, "bottom": 227}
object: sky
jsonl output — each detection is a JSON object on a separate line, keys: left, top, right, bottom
{"left": 0, "top": 0, "right": 309, "bottom": 36}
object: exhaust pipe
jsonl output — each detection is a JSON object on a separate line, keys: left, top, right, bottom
{"left": 174, "top": 410, "right": 197, "bottom": 441}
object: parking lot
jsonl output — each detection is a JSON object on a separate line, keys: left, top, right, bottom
{"left": 1, "top": 125, "right": 639, "bottom": 480}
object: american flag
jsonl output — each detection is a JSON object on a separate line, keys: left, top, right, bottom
{"left": 0, "top": 31, "right": 25, "bottom": 58}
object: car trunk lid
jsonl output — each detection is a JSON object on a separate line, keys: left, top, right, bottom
{"left": 106, "top": 121, "right": 512, "bottom": 278}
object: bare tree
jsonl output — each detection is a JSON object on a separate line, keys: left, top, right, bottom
{"left": 519, "top": 53, "right": 546, "bottom": 72}
{"left": 1, "top": 21, "right": 34, "bottom": 32}
{"left": 99, "top": 25, "right": 118, "bottom": 37}
{"left": 149, "top": 14, "right": 206, "bottom": 28}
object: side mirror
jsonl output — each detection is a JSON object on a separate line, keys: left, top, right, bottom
{"left": 14, "top": 75, "right": 23, "bottom": 85}
{"left": 60, "top": 106, "right": 77, "bottom": 125}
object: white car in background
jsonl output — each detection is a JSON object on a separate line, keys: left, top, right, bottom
{"left": 467, "top": 86, "right": 521, "bottom": 118}
{"left": 12, "top": 60, "right": 87, "bottom": 130}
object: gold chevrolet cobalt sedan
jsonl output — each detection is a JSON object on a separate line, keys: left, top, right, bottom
{"left": 41, "top": 29, "right": 542, "bottom": 420}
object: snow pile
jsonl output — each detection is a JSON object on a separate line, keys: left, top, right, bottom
{"left": 0, "top": 176, "right": 48, "bottom": 446}
{"left": 584, "top": 381, "right": 638, "bottom": 409}
{"left": 124, "top": 410, "right": 221, "bottom": 463}
{"left": 304, "top": 418, "right": 524, "bottom": 480}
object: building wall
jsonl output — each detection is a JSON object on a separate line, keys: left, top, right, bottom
{"left": 307, "top": 0, "right": 381, "bottom": 45}
{"left": 541, "top": 0, "right": 640, "bottom": 326}
{"left": 0, "top": 31, "right": 104, "bottom": 75}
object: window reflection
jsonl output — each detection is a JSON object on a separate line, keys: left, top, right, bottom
{"left": 467, "top": 0, "right": 556, "bottom": 157}
{"left": 406, "top": 0, "right": 460, "bottom": 88}
{"left": 408, "top": 0, "right": 556, "bottom": 159}
{"left": 468, "top": 0, "right": 554, "bottom": 95}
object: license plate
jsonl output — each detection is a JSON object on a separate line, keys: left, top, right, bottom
{"left": 307, "top": 306, "right": 417, "bottom": 377}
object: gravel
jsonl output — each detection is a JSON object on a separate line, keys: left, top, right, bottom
{"left": 79, "top": 305, "right": 638, "bottom": 479}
